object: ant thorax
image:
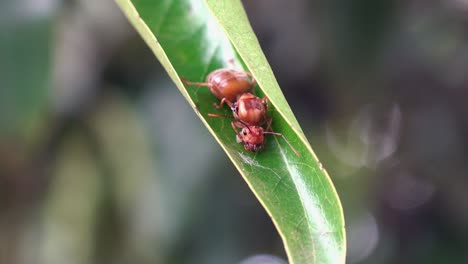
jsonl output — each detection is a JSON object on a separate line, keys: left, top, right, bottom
{"left": 232, "top": 93, "right": 267, "bottom": 125}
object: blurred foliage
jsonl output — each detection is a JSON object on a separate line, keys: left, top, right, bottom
{"left": 2, "top": 0, "right": 468, "bottom": 263}
{"left": 0, "top": 15, "right": 50, "bottom": 140}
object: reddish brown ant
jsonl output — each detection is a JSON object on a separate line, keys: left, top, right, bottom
{"left": 181, "top": 68, "right": 256, "bottom": 103}
{"left": 208, "top": 115, "right": 300, "bottom": 157}
{"left": 183, "top": 69, "right": 299, "bottom": 156}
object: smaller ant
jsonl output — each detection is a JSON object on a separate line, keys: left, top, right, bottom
{"left": 181, "top": 68, "right": 256, "bottom": 103}
{"left": 209, "top": 115, "right": 300, "bottom": 157}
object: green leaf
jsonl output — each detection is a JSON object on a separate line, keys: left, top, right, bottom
{"left": 115, "top": 0, "right": 346, "bottom": 263}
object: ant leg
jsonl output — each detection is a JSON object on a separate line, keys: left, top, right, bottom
{"left": 262, "top": 96, "right": 269, "bottom": 110}
{"left": 207, "top": 113, "right": 234, "bottom": 119}
{"left": 231, "top": 121, "right": 241, "bottom": 133}
{"left": 213, "top": 97, "right": 233, "bottom": 109}
{"left": 208, "top": 114, "right": 249, "bottom": 131}
{"left": 231, "top": 121, "right": 244, "bottom": 143}
{"left": 207, "top": 114, "right": 244, "bottom": 143}
{"left": 244, "top": 71, "right": 257, "bottom": 88}
{"left": 259, "top": 96, "right": 270, "bottom": 126}
{"left": 181, "top": 77, "right": 212, "bottom": 88}
{"left": 208, "top": 113, "right": 234, "bottom": 132}
{"left": 232, "top": 120, "right": 249, "bottom": 129}
{"left": 263, "top": 131, "right": 300, "bottom": 157}
{"left": 265, "top": 117, "right": 273, "bottom": 132}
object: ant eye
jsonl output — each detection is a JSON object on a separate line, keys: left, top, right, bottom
{"left": 243, "top": 130, "right": 247, "bottom": 135}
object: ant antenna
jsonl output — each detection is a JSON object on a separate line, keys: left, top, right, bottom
{"left": 263, "top": 131, "right": 300, "bottom": 157}
{"left": 235, "top": 120, "right": 255, "bottom": 133}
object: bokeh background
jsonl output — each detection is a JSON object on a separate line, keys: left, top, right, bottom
{"left": 2, "top": 0, "right": 468, "bottom": 263}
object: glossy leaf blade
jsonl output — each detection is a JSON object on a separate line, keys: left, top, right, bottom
{"left": 115, "top": 0, "right": 346, "bottom": 263}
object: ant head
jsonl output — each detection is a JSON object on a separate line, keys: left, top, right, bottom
{"left": 237, "top": 126, "right": 264, "bottom": 152}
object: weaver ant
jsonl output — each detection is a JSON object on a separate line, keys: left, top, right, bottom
{"left": 182, "top": 69, "right": 299, "bottom": 156}
{"left": 206, "top": 115, "right": 300, "bottom": 157}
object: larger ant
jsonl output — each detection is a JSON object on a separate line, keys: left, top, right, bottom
{"left": 181, "top": 68, "right": 256, "bottom": 102}
{"left": 182, "top": 68, "right": 299, "bottom": 157}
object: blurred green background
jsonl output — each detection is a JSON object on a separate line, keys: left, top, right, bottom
{"left": 2, "top": 0, "right": 468, "bottom": 263}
